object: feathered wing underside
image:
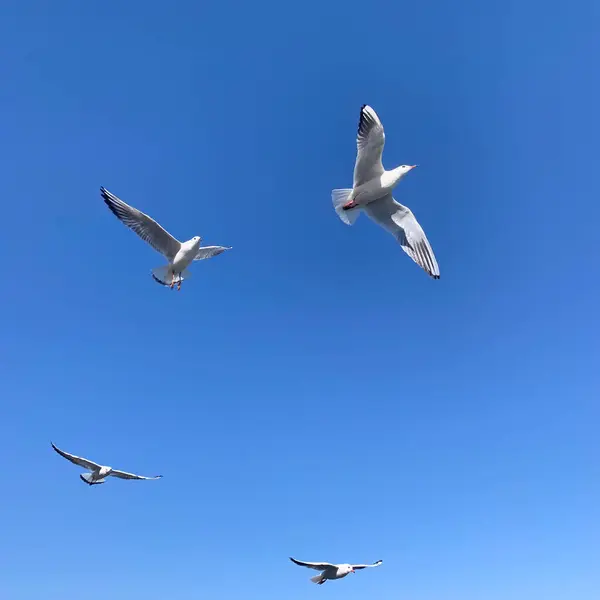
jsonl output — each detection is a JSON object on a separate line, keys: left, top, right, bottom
{"left": 289, "top": 557, "right": 335, "bottom": 571}
{"left": 363, "top": 194, "right": 440, "bottom": 279}
{"left": 194, "top": 246, "right": 232, "bottom": 261}
{"left": 353, "top": 105, "right": 386, "bottom": 187}
{"left": 110, "top": 470, "right": 163, "bottom": 481}
{"left": 100, "top": 187, "right": 181, "bottom": 261}
{"left": 352, "top": 560, "right": 383, "bottom": 570}
{"left": 51, "top": 443, "right": 101, "bottom": 471}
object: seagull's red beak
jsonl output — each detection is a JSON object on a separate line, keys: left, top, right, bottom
{"left": 410, "top": 165, "right": 418, "bottom": 169}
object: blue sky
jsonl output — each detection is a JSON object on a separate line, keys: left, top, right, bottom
{"left": 1, "top": 1, "right": 599, "bottom": 598}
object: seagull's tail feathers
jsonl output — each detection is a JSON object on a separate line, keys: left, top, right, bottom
{"left": 80, "top": 473, "right": 105, "bottom": 486}
{"left": 332, "top": 188, "right": 360, "bottom": 225}
{"left": 151, "top": 266, "right": 191, "bottom": 286}
{"left": 310, "top": 574, "right": 326, "bottom": 585}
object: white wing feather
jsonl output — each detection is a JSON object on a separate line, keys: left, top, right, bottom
{"left": 51, "top": 443, "right": 101, "bottom": 471}
{"left": 353, "top": 105, "right": 386, "bottom": 187}
{"left": 194, "top": 245, "right": 232, "bottom": 261}
{"left": 100, "top": 187, "right": 181, "bottom": 261}
{"left": 351, "top": 560, "right": 383, "bottom": 570}
{"left": 109, "top": 470, "right": 163, "bottom": 481}
{"left": 364, "top": 194, "right": 440, "bottom": 279}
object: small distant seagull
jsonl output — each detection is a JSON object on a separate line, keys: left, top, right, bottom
{"left": 51, "top": 443, "right": 163, "bottom": 486}
{"left": 289, "top": 557, "right": 383, "bottom": 585}
{"left": 331, "top": 104, "right": 440, "bottom": 279}
{"left": 100, "top": 187, "right": 231, "bottom": 291}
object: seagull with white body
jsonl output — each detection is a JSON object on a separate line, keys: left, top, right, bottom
{"left": 100, "top": 187, "right": 231, "bottom": 291}
{"left": 51, "top": 443, "right": 163, "bottom": 486}
{"left": 332, "top": 104, "right": 440, "bottom": 279}
{"left": 289, "top": 557, "right": 383, "bottom": 585}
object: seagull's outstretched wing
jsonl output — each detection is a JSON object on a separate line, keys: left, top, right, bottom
{"left": 351, "top": 560, "right": 383, "bottom": 570}
{"left": 194, "top": 245, "right": 232, "bottom": 261}
{"left": 100, "top": 187, "right": 181, "bottom": 261}
{"left": 51, "top": 443, "right": 101, "bottom": 471}
{"left": 364, "top": 194, "right": 440, "bottom": 279}
{"left": 289, "top": 557, "right": 336, "bottom": 571}
{"left": 110, "top": 470, "right": 163, "bottom": 481}
{"left": 353, "top": 105, "right": 386, "bottom": 188}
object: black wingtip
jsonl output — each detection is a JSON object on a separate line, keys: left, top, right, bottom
{"left": 151, "top": 272, "right": 169, "bottom": 287}
{"left": 102, "top": 197, "right": 120, "bottom": 219}
{"left": 99, "top": 186, "right": 116, "bottom": 203}
{"left": 357, "top": 104, "right": 373, "bottom": 135}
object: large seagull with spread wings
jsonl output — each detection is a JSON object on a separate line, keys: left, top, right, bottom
{"left": 51, "top": 443, "right": 163, "bottom": 486}
{"left": 289, "top": 557, "right": 382, "bottom": 585}
{"left": 100, "top": 187, "right": 231, "bottom": 291}
{"left": 331, "top": 104, "right": 440, "bottom": 279}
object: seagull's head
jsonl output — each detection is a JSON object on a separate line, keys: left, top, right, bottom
{"left": 390, "top": 164, "right": 417, "bottom": 185}
{"left": 192, "top": 236, "right": 202, "bottom": 244}
{"left": 399, "top": 164, "right": 417, "bottom": 177}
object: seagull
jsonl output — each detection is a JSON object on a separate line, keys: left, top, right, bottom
{"left": 289, "top": 557, "right": 383, "bottom": 585}
{"left": 51, "top": 443, "right": 163, "bottom": 486}
{"left": 331, "top": 104, "right": 440, "bottom": 279}
{"left": 100, "top": 187, "right": 231, "bottom": 291}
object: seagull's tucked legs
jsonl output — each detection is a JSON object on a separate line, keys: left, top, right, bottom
{"left": 343, "top": 200, "right": 359, "bottom": 210}
{"left": 177, "top": 278, "right": 182, "bottom": 291}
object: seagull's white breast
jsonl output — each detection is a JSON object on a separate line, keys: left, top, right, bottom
{"left": 354, "top": 175, "right": 393, "bottom": 205}
{"left": 172, "top": 239, "right": 200, "bottom": 270}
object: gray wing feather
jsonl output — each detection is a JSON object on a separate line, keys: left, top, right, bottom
{"left": 51, "top": 443, "right": 101, "bottom": 471}
{"left": 364, "top": 194, "right": 440, "bottom": 279}
{"left": 100, "top": 187, "right": 181, "bottom": 261}
{"left": 194, "top": 246, "right": 232, "bottom": 261}
{"left": 353, "top": 105, "right": 385, "bottom": 187}
{"left": 110, "top": 470, "right": 163, "bottom": 481}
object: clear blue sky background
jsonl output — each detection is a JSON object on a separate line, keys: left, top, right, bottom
{"left": 1, "top": 1, "right": 599, "bottom": 599}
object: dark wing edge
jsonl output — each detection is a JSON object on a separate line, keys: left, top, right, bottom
{"left": 397, "top": 225, "right": 440, "bottom": 280}
{"left": 99, "top": 186, "right": 180, "bottom": 260}
{"left": 51, "top": 442, "right": 98, "bottom": 470}
{"left": 289, "top": 557, "right": 331, "bottom": 571}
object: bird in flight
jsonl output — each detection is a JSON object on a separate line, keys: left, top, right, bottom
{"left": 51, "top": 442, "right": 163, "bottom": 486}
{"left": 100, "top": 187, "right": 231, "bottom": 291}
{"left": 331, "top": 104, "right": 440, "bottom": 279}
{"left": 289, "top": 557, "right": 383, "bottom": 585}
